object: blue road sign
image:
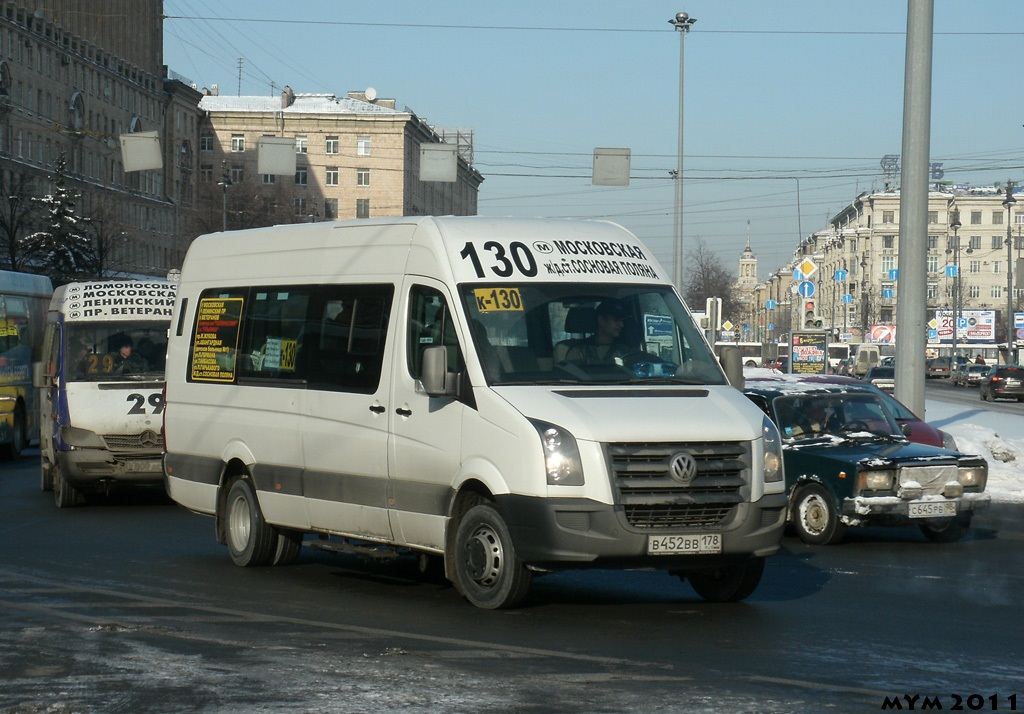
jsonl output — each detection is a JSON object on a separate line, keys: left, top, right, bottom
{"left": 798, "top": 280, "right": 815, "bottom": 297}
{"left": 946, "top": 265, "right": 958, "bottom": 278}
{"left": 883, "top": 288, "right": 894, "bottom": 299}
{"left": 765, "top": 299, "right": 777, "bottom": 309}
{"left": 842, "top": 294, "right": 853, "bottom": 304}
{"left": 768, "top": 323, "right": 775, "bottom": 331}
{"left": 889, "top": 268, "right": 899, "bottom": 280}
{"left": 834, "top": 269, "right": 848, "bottom": 281}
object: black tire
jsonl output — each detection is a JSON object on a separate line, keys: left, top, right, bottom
{"left": 919, "top": 514, "right": 972, "bottom": 543}
{"left": 224, "top": 478, "right": 276, "bottom": 567}
{"left": 270, "top": 529, "right": 303, "bottom": 566}
{"left": 791, "top": 483, "right": 845, "bottom": 545}
{"left": 452, "top": 503, "right": 532, "bottom": 609}
{"left": 1, "top": 407, "right": 25, "bottom": 460}
{"left": 686, "top": 557, "right": 765, "bottom": 603}
{"left": 52, "top": 462, "right": 78, "bottom": 509}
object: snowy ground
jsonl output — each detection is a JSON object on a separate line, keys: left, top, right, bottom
{"left": 925, "top": 399, "right": 1024, "bottom": 503}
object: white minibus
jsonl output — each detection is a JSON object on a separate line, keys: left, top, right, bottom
{"left": 37, "top": 280, "right": 177, "bottom": 507}
{"left": 163, "top": 217, "right": 786, "bottom": 608}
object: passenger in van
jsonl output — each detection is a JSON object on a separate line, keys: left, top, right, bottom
{"left": 109, "top": 335, "right": 150, "bottom": 375}
{"left": 70, "top": 340, "right": 92, "bottom": 379}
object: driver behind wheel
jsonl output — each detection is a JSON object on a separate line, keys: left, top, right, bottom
{"left": 563, "top": 299, "right": 633, "bottom": 364}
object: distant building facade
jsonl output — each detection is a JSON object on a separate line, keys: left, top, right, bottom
{"left": 197, "top": 86, "right": 483, "bottom": 227}
{"left": 0, "top": 0, "right": 201, "bottom": 277}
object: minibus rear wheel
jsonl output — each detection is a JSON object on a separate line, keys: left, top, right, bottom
{"left": 224, "top": 477, "right": 276, "bottom": 567}
{"left": 453, "top": 503, "right": 532, "bottom": 609}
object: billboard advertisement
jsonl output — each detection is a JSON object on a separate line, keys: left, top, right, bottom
{"left": 933, "top": 309, "right": 996, "bottom": 343}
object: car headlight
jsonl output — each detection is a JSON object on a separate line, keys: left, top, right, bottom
{"left": 60, "top": 425, "right": 106, "bottom": 449}
{"left": 530, "top": 419, "right": 584, "bottom": 486}
{"left": 940, "top": 430, "right": 959, "bottom": 451}
{"left": 857, "top": 470, "right": 895, "bottom": 492}
{"left": 762, "top": 415, "right": 784, "bottom": 483}
{"left": 957, "top": 463, "right": 988, "bottom": 489}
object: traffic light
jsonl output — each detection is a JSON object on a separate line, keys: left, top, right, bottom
{"left": 803, "top": 300, "right": 823, "bottom": 329}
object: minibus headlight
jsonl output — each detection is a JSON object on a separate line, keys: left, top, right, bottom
{"left": 762, "top": 416, "right": 784, "bottom": 483}
{"left": 529, "top": 419, "right": 584, "bottom": 487}
{"left": 60, "top": 425, "right": 105, "bottom": 449}
{"left": 857, "top": 470, "right": 895, "bottom": 492}
{"left": 957, "top": 463, "right": 987, "bottom": 489}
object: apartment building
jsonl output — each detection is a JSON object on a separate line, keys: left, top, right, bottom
{"left": 197, "top": 85, "right": 483, "bottom": 226}
{"left": 0, "top": 0, "right": 200, "bottom": 277}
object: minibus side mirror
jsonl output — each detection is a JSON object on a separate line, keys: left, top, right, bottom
{"left": 32, "top": 361, "right": 52, "bottom": 388}
{"left": 719, "top": 346, "right": 744, "bottom": 390}
{"left": 421, "top": 346, "right": 459, "bottom": 397}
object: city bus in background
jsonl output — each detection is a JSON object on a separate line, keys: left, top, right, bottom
{"left": 714, "top": 340, "right": 763, "bottom": 368}
{"left": 37, "top": 279, "right": 177, "bottom": 507}
{"left": 0, "top": 270, "right": 52, "bottom": 459}
{"left": 827, "top": 343, "right": 850, "bottom": 371}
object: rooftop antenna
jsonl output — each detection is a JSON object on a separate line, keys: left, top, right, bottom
{"left": 237, "top": 58, "right": 243, "bottom": 96}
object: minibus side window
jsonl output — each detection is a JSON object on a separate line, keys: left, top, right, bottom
{"left": 307, "top": 284, "right": 393, "bottom": 394}
{"left": 407, "top": 286, "right": 463, "bottom": 378}
{"left": 238, "top": 288, "right": 311, "bottom": 382}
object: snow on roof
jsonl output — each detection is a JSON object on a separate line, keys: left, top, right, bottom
{"left": 198, "top": 93, "right": 407, "bottom": 116}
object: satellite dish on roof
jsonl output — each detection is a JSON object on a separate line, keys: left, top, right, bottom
{"left": 364, "top": 87, "right": 377, "bottom": 102}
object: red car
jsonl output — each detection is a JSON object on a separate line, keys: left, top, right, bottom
{"left": 743, "top": 373, "right": 956, "bottom": 450}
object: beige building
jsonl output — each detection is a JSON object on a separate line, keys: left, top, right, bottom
{"left": 197, "top": 86, "right": 483, "bottom": 227}
{"left": 754, "top": 187, "right": 1024, "bottom": 348}
{"left": 0, "top": 0, "right": 201, "bottom": 277}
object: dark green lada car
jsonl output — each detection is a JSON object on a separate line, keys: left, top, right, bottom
{"left": 743, "top": 379, "right": 989, "bottom": 545}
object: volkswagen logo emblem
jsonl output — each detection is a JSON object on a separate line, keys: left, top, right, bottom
{"left": 669, "top": 452, "right": 698, "bottom": 484}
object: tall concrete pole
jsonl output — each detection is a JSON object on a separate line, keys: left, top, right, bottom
{"left": 895, "top": 0, "right": 933, "bottom": 418}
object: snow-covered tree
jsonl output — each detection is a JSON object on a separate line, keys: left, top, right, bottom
{"left": 20, "top": 153, "right": 94, "bottom": 285}
{"left": 0, "top": 172, "right": 42, "bottom": 271}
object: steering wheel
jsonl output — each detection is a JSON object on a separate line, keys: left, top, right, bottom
{"left": 840, "top": 420, "right": 871, "bottom": 433}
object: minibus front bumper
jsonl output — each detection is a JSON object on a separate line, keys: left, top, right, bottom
{"left": 495, "top": 492, "right": 788, "bottom": 569}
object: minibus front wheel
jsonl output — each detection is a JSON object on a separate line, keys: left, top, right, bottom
{"left": 452, "top": 502, "right": 532, "bottom": 609}
{"left": 224, "top": 477, "right": 276, "bottom": 567}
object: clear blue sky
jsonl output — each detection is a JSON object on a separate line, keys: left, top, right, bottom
{"left": 163, "top": 1, "right": 1024, "bottom": 282}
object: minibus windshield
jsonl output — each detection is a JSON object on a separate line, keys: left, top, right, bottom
{"left": 461, "top": 283, "right": 725, "bottom": 386}
{"left": 66, "top": 322, "right": 168, "bottom": 381}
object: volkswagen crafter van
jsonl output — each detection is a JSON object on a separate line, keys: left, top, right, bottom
{"left": 163, "top": 217, "right": 786, "bottom": 608}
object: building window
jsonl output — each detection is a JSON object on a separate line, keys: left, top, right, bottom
{"left": 927, "top": 235, "right": 938, "bottom": 250}
{"left": 295, "top": 136, "right": 307, "bottom": 154}
{"left": 969, "top": 235, "right": 981, "bottom": 250}
{"left": 326, "top": 166, "right": 338, "bottom": 186}
{"left": 993, "top": 261, "right": 1002, "bottom": 274}
{"left": 881, "top": 255, "right": 895, "bottom": 273}
{"left": 969, "top": 284, "right": 981, "bottom": 300}
{"left": 356, "top": 198, "right": 370, "bottom": 219}
{"left": 200, "top": 164, "right": 213, "bottom": 182}
{"left": 993, "top": 211, "right": 1004, "bottom": 225}
{"left": 200, "top": 134, "right": 213, "bottom": 152}
{"left": 883, "top": 235, "right": 894, "bottom": 249}
{"left": 971, "top": 211, "right": 982, "bottom": 225}
{"left": 882, "top": 210, "right": 895, "bottom": 224}
{"left": 294, "top": 197, "right": 306, "bottom": 215}
{"left": 992, "top": 286, "right": 1002, "bottom": 299}
{"left": 357, "top": 136, "right": 371, "bottom": 156}
{"left": 324, "top": 198, "right": 338, "bottom": 219}
{"left": 993, "top": 236, "right": 1003, "bottom": 249}
{"left": 969, "top": 260, "right": 981, "bottom": 274}
{"left": 231, "top": 164, "right": 244, "bottom": 183}
{"left": 295, "top": 167, "right": 307, "bottom": 186}
{"left": 1017, "top": 236, "right": 1024, "bottom": 251}
{"left": 231, "top": 134, "right": 245, "bottom": 152}
{"left": 356, "top": 168, "right": 370, "bottom": 186}
{"left": 927, "top": 283, "right": 938, "bottom": 300}
{"left": 927, "top": 255, "right": 938, "bottom": 273}
{"left": 261, "top": 174, "right": 275, "bottom": 184}
{"left": 928, "top": 211, "right": 938, "bottom": 224}
{"left": 326, "top": 136, "right": 339, "bottom": 154}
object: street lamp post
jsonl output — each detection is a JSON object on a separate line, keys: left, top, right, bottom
{"left": 947, "top": 208, "right": 962, "bottom": 363}
{"left": 217, "top": 160, "right": 232, "bottom": 233}
{"left": 860, "top": 255, "right": 869, "bottom": 337}
{"left": 669, "top": 11, "right": 696, "bottom": 292}
{"left": 1004, "top": 182, "right": 1016, "bottom": 363}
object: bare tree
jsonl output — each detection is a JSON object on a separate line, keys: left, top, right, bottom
{"left": 683, "top": 238, "right": 741, "bottom": 320}
{"left": 0, "top": 172, "right": 42, "bottom": 271}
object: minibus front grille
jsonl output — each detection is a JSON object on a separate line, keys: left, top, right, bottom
{"left": 102, "top": 430, "right": 163, "bottom": 453}
{"left": 607, "top": 441, "right": 750, "bottom": 529}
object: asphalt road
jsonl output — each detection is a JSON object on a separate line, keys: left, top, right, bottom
{"left": 1, "top": 450, "right": 1022, "bottom": 714}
